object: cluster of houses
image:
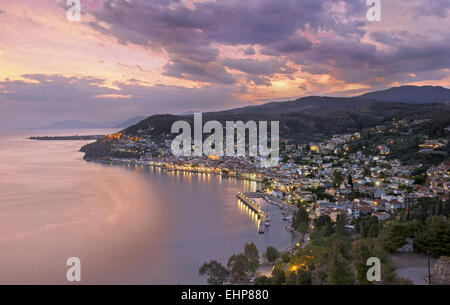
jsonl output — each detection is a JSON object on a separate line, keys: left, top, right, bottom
{"left": 104, "top": 121, "right": 449, "bottom": 226}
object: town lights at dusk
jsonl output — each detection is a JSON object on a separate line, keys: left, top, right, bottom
{"left": 0, "top": 0, "right": 449, "bottom": 301}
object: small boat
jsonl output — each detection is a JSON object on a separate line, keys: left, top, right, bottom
{"left": 264, "top": 219, "right": 271, "bottom": 227}
{"left": 285, "top": 225, "right": 294, "bottom": 232}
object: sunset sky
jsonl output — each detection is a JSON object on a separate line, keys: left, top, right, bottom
{"left": 0, "top": 0, "right": 449, "bottom": 128}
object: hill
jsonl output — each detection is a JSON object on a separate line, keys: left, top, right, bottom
{"left": 81, "top": 85, "right": 450, "bottom": 160}
{"left": 357, "top": 85, "right": 450, "bottom": 104}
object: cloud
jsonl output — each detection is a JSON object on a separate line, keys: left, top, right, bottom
{"left": 0, "top": 74, "right": 237, "bottom": 128}
{"left": 242, "top": 47, "right": 256, "bottom": 56}
{"left": 414, "top": 0, "right": 450, "bottom": 18}
{"left": 83, "top": 0, "right": 450, "bottom": 91}
{"left": 87, "top": 0, "right": 365, "bottom": 85}
{"left": 261, "top": 34, "right": 313, "bottom": 55}
{"left": 222, "top": 58, "right": 292, "bottom": 76}
{"left": 2, "top": 0, "right": 449, "bottom": 129}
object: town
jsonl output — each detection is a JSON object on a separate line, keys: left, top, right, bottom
{"left": 82, "top": 115, "right": 450, "bottom": 285}
{"left": 94, "top": 118, "right": 449, "bottom": 224}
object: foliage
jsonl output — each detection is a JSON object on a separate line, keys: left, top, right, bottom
{"left": 227, "top": 254, "right": 249, "bottom": 283}
{"left": 333, "top": 170, "right": 344, "bottom": 187}
{"left": 264, "top": 246, "right": 280, "bottom": 264}
{"left": 356, "top": 216, "right": 381, "bottom": 238}
{"left": 253, "top": 276, "right": 270, "bottom": 285}
{"left": 326, "top": 250, "right": 355, "bottom": 285}
{"left": 410, "top": 197, "right": 446, "bottom": 222}
{"left": 198, "top": 260, "right": 229, "bottom": 285}
{"left": 270, "top": 265, "right": 286, "bottom": 285}
{"left": 414, "top": 216, "right": 450, "bottom": 257}
{"left": 244, "top": 242, "right": 259, "bottom": 274}
{"left": 376, "top": 220, "right": 422, "bottom": 253}
{"left": 292, "top": 206, "right": 310, "bottom": 234}
{"left": 312, "top": 215, "right": 334, "bottom": 238}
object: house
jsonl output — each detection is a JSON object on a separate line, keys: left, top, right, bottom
{"left": 396, "top": 238, "right": 414, "bottom": 253}
{"left": 324, "top": 208, "right": 347, "bottom": 222}
{"left": 372, "top": 212, "right": 390, "bottom": 221}
{"left": 385, "top": 200, "right": 405, "bottom": 212}
{"left": 348, "top": 203, "right": 372, "bottom": 219}
{"left": 374, "top": 188, "right": 386, "bottom": 199}
{"left": 392, "top": 176, "right": 415, "bottom": 187}
{"left": 272, "top": 189, "right": 285, "bottom": 199}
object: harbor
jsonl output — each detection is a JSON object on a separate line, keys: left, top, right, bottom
{"left": 237, "top": 192, "right": 298, "bottom": 234}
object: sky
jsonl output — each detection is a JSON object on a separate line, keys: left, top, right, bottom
{"left": 0, "top": 0, "right": 449, "bottom": 129}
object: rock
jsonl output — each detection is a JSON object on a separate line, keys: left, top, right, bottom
{"left": 431, "top": 256, "right": 450, "bottom": 285}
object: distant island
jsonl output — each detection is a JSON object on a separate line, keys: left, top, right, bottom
{"left": 29, "top": 135, "right": 105, "bottom": 141}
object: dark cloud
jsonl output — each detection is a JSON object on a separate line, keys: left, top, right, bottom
{"left": 222, "top": 58, "right": 290, "bottom": 76}
{"left": 242, "top": 47, "right": 256, "bottom": 55}
{"left": 369, "top": 30, "right": 409, "bottom": 45}
{"left": 88, "top": 0, "right": 367, "bottom": 84}
{"left": 262, "top": 35, "right": 313, "bottom": 55}
{"left": 0, "top": 74, "right": 109, "bottom": 103}
{"left": 86, "top": 0, "right": 449, "bottom": 88}
{"left": 163, "top": 57, "right": 236, "bottom": 84}
{"left": 415, "top": 0, "right": 450, "bottom": 18}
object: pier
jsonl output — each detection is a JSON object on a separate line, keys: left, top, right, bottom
{"left": 236, "top": 192, "right": 269, "bottom": 233}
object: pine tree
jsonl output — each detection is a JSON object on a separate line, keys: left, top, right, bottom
{"left": 327, "top": 251, "right": 355, "bottom": 285}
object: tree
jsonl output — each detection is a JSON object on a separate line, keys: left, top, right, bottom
{"left": 444, "top": 199, "right": 450, "bottom": 217}
{"left": 414, "top": 216, "right": 450, "bottom": 257}
{"left": 359, "top": 216, "right": 380, "bottom": 238}
{"left": 270, "top": 265, "right": 286, "bottom": 285}
{"left": 348, "top": 174, "right": 354, "bottom": 190}
{"left": 350, "top": 238, "right": 390, "bottom": 285}
{"left": 333, "top": 170, "right": 344, "bottom": 187}
{"left": 363, "top": 167, "right": 370, "bottom": 177}
{"left": 327, "top": 251, "right": 355, "bottom": 285}
{"left": 227, "top": 254, "right": 249, "bottom": 283}
{"left": 335, "top": 214, "right": 348, "bottom": 237}
{"left": 296, "top": 269, "right": 313, "bottom": 285}
{"left": 293, "top": 206, "right": 309, "bottom": 234}
{"left": 285, "top": 272, "right": 298, "bottom": 285}
{"left": 244, "top": 242, "right": 259, "bottom": 263}
{"left": 281, "top": 251, "right": 291, "bottom": 263}
{"left": 377, "top": 220, "right": 421, "bottom": 253}
{"left": 265, "top": 246, "right": 280, "bottom": 264}
{"left": 199, "top": 260, "right": 229, "bottom": 285}
{"left": 313, "top": 215, "right": 334, "bottom": 237}
{"left": 244, "top": 242, "right": 259, "bottom": 274}
{"left": 254, "top": 275, "right": 270, "bottom": 285}
{"left": 411, "top": 197, "right": 443, "bottom": 221}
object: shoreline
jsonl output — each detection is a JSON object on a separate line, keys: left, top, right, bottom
{"left": 84, "top": 157, "right": 300, "bottom": 249}
{"left": 84, "top": 157, "right": 265, "bottom": 183}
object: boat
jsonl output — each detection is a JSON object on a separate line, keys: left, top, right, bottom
{"left": 258, "top": 225, "right": 265, "bottom": 234}
{"left": 264, "top": 200, "right": 270, "bottom": 227}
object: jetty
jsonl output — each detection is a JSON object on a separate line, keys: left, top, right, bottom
{"left": 236, "top": 192, "right": 269, "bottom": 233}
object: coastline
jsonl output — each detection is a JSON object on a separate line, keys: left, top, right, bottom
{"left": 84, "top": 157, "right": 265, "bottom": 183}
{"left": 84, "top": 157, "right": 300, "bottom": 251}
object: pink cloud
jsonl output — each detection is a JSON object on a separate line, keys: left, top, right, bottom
{"left": 81, "top": 0, "right": 104, "bottom": 12}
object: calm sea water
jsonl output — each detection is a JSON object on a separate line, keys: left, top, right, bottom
{"left": 0, "top": 130, "right": 292, "bottom": 284}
